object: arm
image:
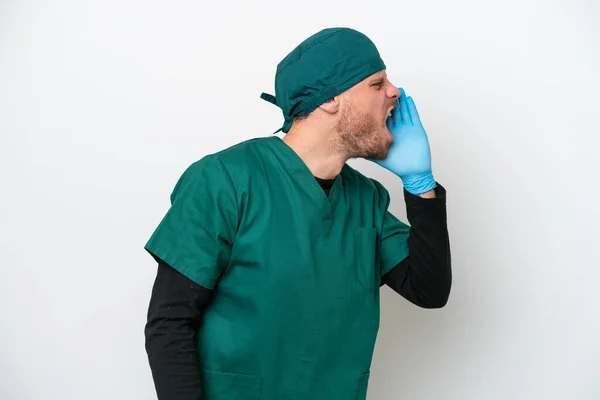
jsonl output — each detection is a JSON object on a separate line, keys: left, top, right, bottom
{"left": 145, "top": 260, "right": 212, "bottom": 400}
{"left": 381, "top": 184, "right": 451, "bottom": 308}
{"left": 143, "top": 155, "right": 238, "bottom": 398}
{"left": 371, "top": 88, "right": 450, "bottom": 306}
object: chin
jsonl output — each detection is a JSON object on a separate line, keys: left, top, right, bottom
{"left": 364, "top": 146, "right": 388, "bottom": 160}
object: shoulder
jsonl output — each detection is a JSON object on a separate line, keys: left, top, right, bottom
{"left": 205, "top": 136, "right": 274, "bottom": 172}
{"left": 184, "top": 137, "right": 271, "bottom": 174}
{"left": 215, "top": 136, "right": 272, "bottom": 160}
{"left": 168, "top": 153, "right": 231, "bottom": 204}
{"left": 171, "top": 137, "right": 272, "bottom": 200}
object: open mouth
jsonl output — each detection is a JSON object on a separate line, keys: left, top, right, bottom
{"left": 386, "top": 105, "right": 395, "bottom": 118}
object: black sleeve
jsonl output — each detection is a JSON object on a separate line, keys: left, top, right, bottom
{"left": 145, "top": 260, "right": 213, "bottom": 400}
{"left": 381, "top": 183, "right": 452, "bottom": 308}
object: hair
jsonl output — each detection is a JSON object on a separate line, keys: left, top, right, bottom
{"left": 291, "top": 114, "right": 310, "bottom": 127}
{"left": 294, "top": 114, "right": 309, "bottom": 122}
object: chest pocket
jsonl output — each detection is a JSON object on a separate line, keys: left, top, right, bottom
{"left": 354, "top": 227, "right": 378, "bottom": 291}
{"left": 201, "top": 369, "right": 263, "bottom": 400}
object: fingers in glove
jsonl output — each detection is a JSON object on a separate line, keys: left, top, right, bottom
{"left": 406, "top": 96, "right": 422, "bottom": 126}
{"left": 399, "top": 88, "right": 410, "bottom": 125}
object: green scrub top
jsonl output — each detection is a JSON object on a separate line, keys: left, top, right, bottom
{"left": 145, "top": 136, "right": 411, "bottom": 400}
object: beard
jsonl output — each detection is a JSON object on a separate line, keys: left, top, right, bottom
{"left": 332, "top": 100, "right": 390, "bottom": 160}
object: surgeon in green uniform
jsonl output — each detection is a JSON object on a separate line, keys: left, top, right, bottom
{"left": 144, "top": 27, "right": 452, "bottom": 400}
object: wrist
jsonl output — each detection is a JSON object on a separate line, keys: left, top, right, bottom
{"left": 401, "top": 171, "right": 437, "bottom": 195}
{"left": 418, "top": 188, "right": 436, "bottom": 198}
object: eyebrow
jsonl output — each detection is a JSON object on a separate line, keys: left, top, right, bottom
{"left": 370, "top": 77, "right": 385, "bottom": 85}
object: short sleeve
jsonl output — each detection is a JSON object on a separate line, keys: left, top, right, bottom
{"left": 144, "top": 155, "right": 238, "bottom": 289}
{"left": 374, "top": 181, "right": 411, "bottom": 277}
{"left": 380, "top": 211, "right": 411, "bottom": 276}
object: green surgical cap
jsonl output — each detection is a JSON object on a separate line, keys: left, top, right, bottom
{"left": 260, "top": 27, "right": 386, "bottom": 134}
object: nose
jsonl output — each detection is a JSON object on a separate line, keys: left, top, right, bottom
{"left": 387, "top": 83, "right": 400, "bottom": 99}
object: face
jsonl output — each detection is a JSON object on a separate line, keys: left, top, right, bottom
{"left": 332, "top": 71, "right": 399, "bottom": 160}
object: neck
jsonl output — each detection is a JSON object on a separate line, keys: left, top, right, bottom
{"left": 282, "top": 128, "right": 346, "bottom": 179}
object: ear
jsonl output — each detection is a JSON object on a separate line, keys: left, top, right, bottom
{"left": 318, "top": 96, "right": 341, "bottom": 115}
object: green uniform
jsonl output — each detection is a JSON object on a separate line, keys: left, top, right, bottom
{"left": 145, "top": 136, "right": 411, "bottom": 399}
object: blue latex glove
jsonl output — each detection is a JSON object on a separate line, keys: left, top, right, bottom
{"left": 373, "top": 88, "right": 437, "bottom": 195}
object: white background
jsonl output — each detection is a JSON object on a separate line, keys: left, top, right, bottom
{"left": 1, "top": 0, "right": 599, "bottom": 399}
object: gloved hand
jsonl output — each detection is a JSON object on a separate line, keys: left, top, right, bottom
{"left": 372, "top": 88, "right": 437, "bottom": 195}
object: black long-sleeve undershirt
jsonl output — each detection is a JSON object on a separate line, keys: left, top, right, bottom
{"left": 145, "top": 261, "right": 212, "bottom": 400}
{"left": 381, "top": 183, "right": 451, "bottom": 308}
{"left": 144, "top": 179, "right": 451, "bottom": 400}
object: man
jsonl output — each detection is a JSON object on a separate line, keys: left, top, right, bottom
{"left": 144, "top": 27, "right": 451, "bottom": 400}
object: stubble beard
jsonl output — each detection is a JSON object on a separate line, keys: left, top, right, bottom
{"left": 331, "top": 101, "right": 389, "bottom": 160}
